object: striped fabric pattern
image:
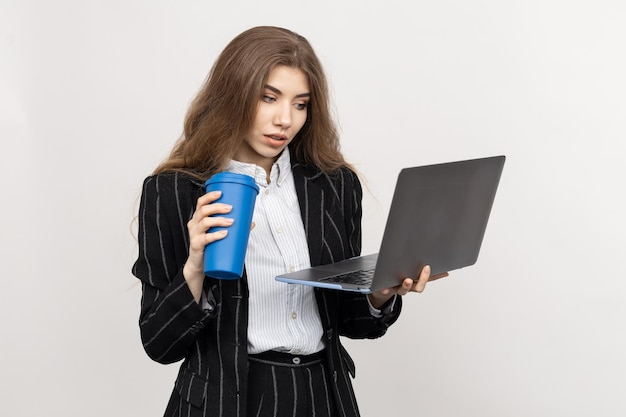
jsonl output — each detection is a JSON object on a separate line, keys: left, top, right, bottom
{"left": 225, "top": 152, "right": 325, "bottom": 356}
{"left": 132, "top": 149, "right": 402, "bottom": 417}
{"left": 247, "top": 354, "right": 335, "bottom": 417}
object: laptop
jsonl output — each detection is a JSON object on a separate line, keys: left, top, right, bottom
{"left": 275, "top": 155, "right": 506, "bottom": 294}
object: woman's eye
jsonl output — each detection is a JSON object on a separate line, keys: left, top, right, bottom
{"left": 295, "top": 102, "right": 309, "bottom": 110}
{"left": 262, "top": 95, "right": 276, "bottom": 103}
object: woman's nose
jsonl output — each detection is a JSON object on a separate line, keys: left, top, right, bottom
{"left": 273, "top": 104, "right": 292, "bottom": 128}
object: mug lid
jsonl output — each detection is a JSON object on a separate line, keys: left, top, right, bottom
{"left": 204, "top": 172, "right": 259, "bottom": 193}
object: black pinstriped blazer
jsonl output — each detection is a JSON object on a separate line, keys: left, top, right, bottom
{"left": 133, "top": 153, "right": 402, "bottom": 417}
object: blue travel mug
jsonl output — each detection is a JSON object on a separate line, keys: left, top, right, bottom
{"left": 203, "top": 172, "right": 259, "bottom": 279}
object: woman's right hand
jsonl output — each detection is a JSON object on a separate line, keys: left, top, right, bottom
{"left": 183, "top": 190, "right": 233, "bottom": 302}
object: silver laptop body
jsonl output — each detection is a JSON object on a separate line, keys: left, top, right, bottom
{"left": 275, "top": 155, "right": 506, "bottom": 294}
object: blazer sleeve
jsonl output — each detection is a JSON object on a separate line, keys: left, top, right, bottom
{"left": 335, "top": 168, "right": 402, "bottom": 339}
{"left": 132, "top": 174, "right": 212, "bottom": 364}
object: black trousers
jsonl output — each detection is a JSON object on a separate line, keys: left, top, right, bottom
{"left": 247, "top": 351, "right": 338, "bottom": 417}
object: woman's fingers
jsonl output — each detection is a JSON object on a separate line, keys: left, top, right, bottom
{"left": 187, "top": 192, "right": 235, "bottom": 250}
{"left": 411, "top": 265, "right": 431, "bottom": 293}
{"left": 198, "top": 214, "right": 234, "bottom": 230}
{"left": 394, "top": 278, "right": 411, "bottom": 296}
{"left": 410, "top": 268, "right": 449, "bottom": 293}
{"left": 379, "top": 266, "right": 449, "bottom": 301}
{"left": 197, "top": 190, "right": 222, "bottom": 208}
{"left": 195, "top": 202, "right": 233, "bottom": 222}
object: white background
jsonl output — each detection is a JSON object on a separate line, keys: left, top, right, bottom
{"left": 1, "top": 1, "right": 625, "bottom": 416}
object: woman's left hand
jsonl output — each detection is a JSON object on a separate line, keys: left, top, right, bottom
{"left": 367, "top": 265, "right": 449, "bottom": 309}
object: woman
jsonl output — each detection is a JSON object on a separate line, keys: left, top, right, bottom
{"left": 133, "top": 26, "right": 445, "bottom": 417}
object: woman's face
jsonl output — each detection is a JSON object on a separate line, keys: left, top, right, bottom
{"left": 235, "top": 65, "right": 310, "bottom": 173}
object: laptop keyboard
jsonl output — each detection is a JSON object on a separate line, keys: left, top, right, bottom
{"left": 319, "top": 268, "right": 375, "bottom": 286}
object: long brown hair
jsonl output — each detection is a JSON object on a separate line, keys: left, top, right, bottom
{"left": 154, "top": 26, "right": 349, "bottom": 179}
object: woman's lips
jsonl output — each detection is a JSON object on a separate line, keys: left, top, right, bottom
{"left": 264, "top": 134, "right": 287, "bottom": 147}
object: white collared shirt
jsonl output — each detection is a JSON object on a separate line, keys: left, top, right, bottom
{"left": 225, "top": 150, "right": 325, "bottom": 355}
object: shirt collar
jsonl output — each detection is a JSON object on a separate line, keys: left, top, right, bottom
{"left": 225, "top": 147, "right": 292, "bottom": 187}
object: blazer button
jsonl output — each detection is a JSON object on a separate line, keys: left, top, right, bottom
{"left": 326, "top": 329, "right": 333, "bottom": 340}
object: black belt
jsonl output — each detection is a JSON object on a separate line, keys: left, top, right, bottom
{"left": 248, "top": 350, "right": 325, "bottom": 367}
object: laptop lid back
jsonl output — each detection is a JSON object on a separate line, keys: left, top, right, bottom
{"left": 369, "top": 155, "right": 505, "bottom": 291}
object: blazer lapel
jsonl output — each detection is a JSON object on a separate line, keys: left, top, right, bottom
{"left": 291, "top": 160, "right": 325, "bottom": 267}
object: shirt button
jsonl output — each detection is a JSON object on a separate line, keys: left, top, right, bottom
{"left": 277, "top": 227, "right": 283, "bottom": 234}
{"left": 289, "top": 266, "right": 296, "bottom": 272}
{"left": 265, "top": 189, "right": 270, "bottom": 195}
{"left": 291, "top": 312, "right": 298, "bottom": 320}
